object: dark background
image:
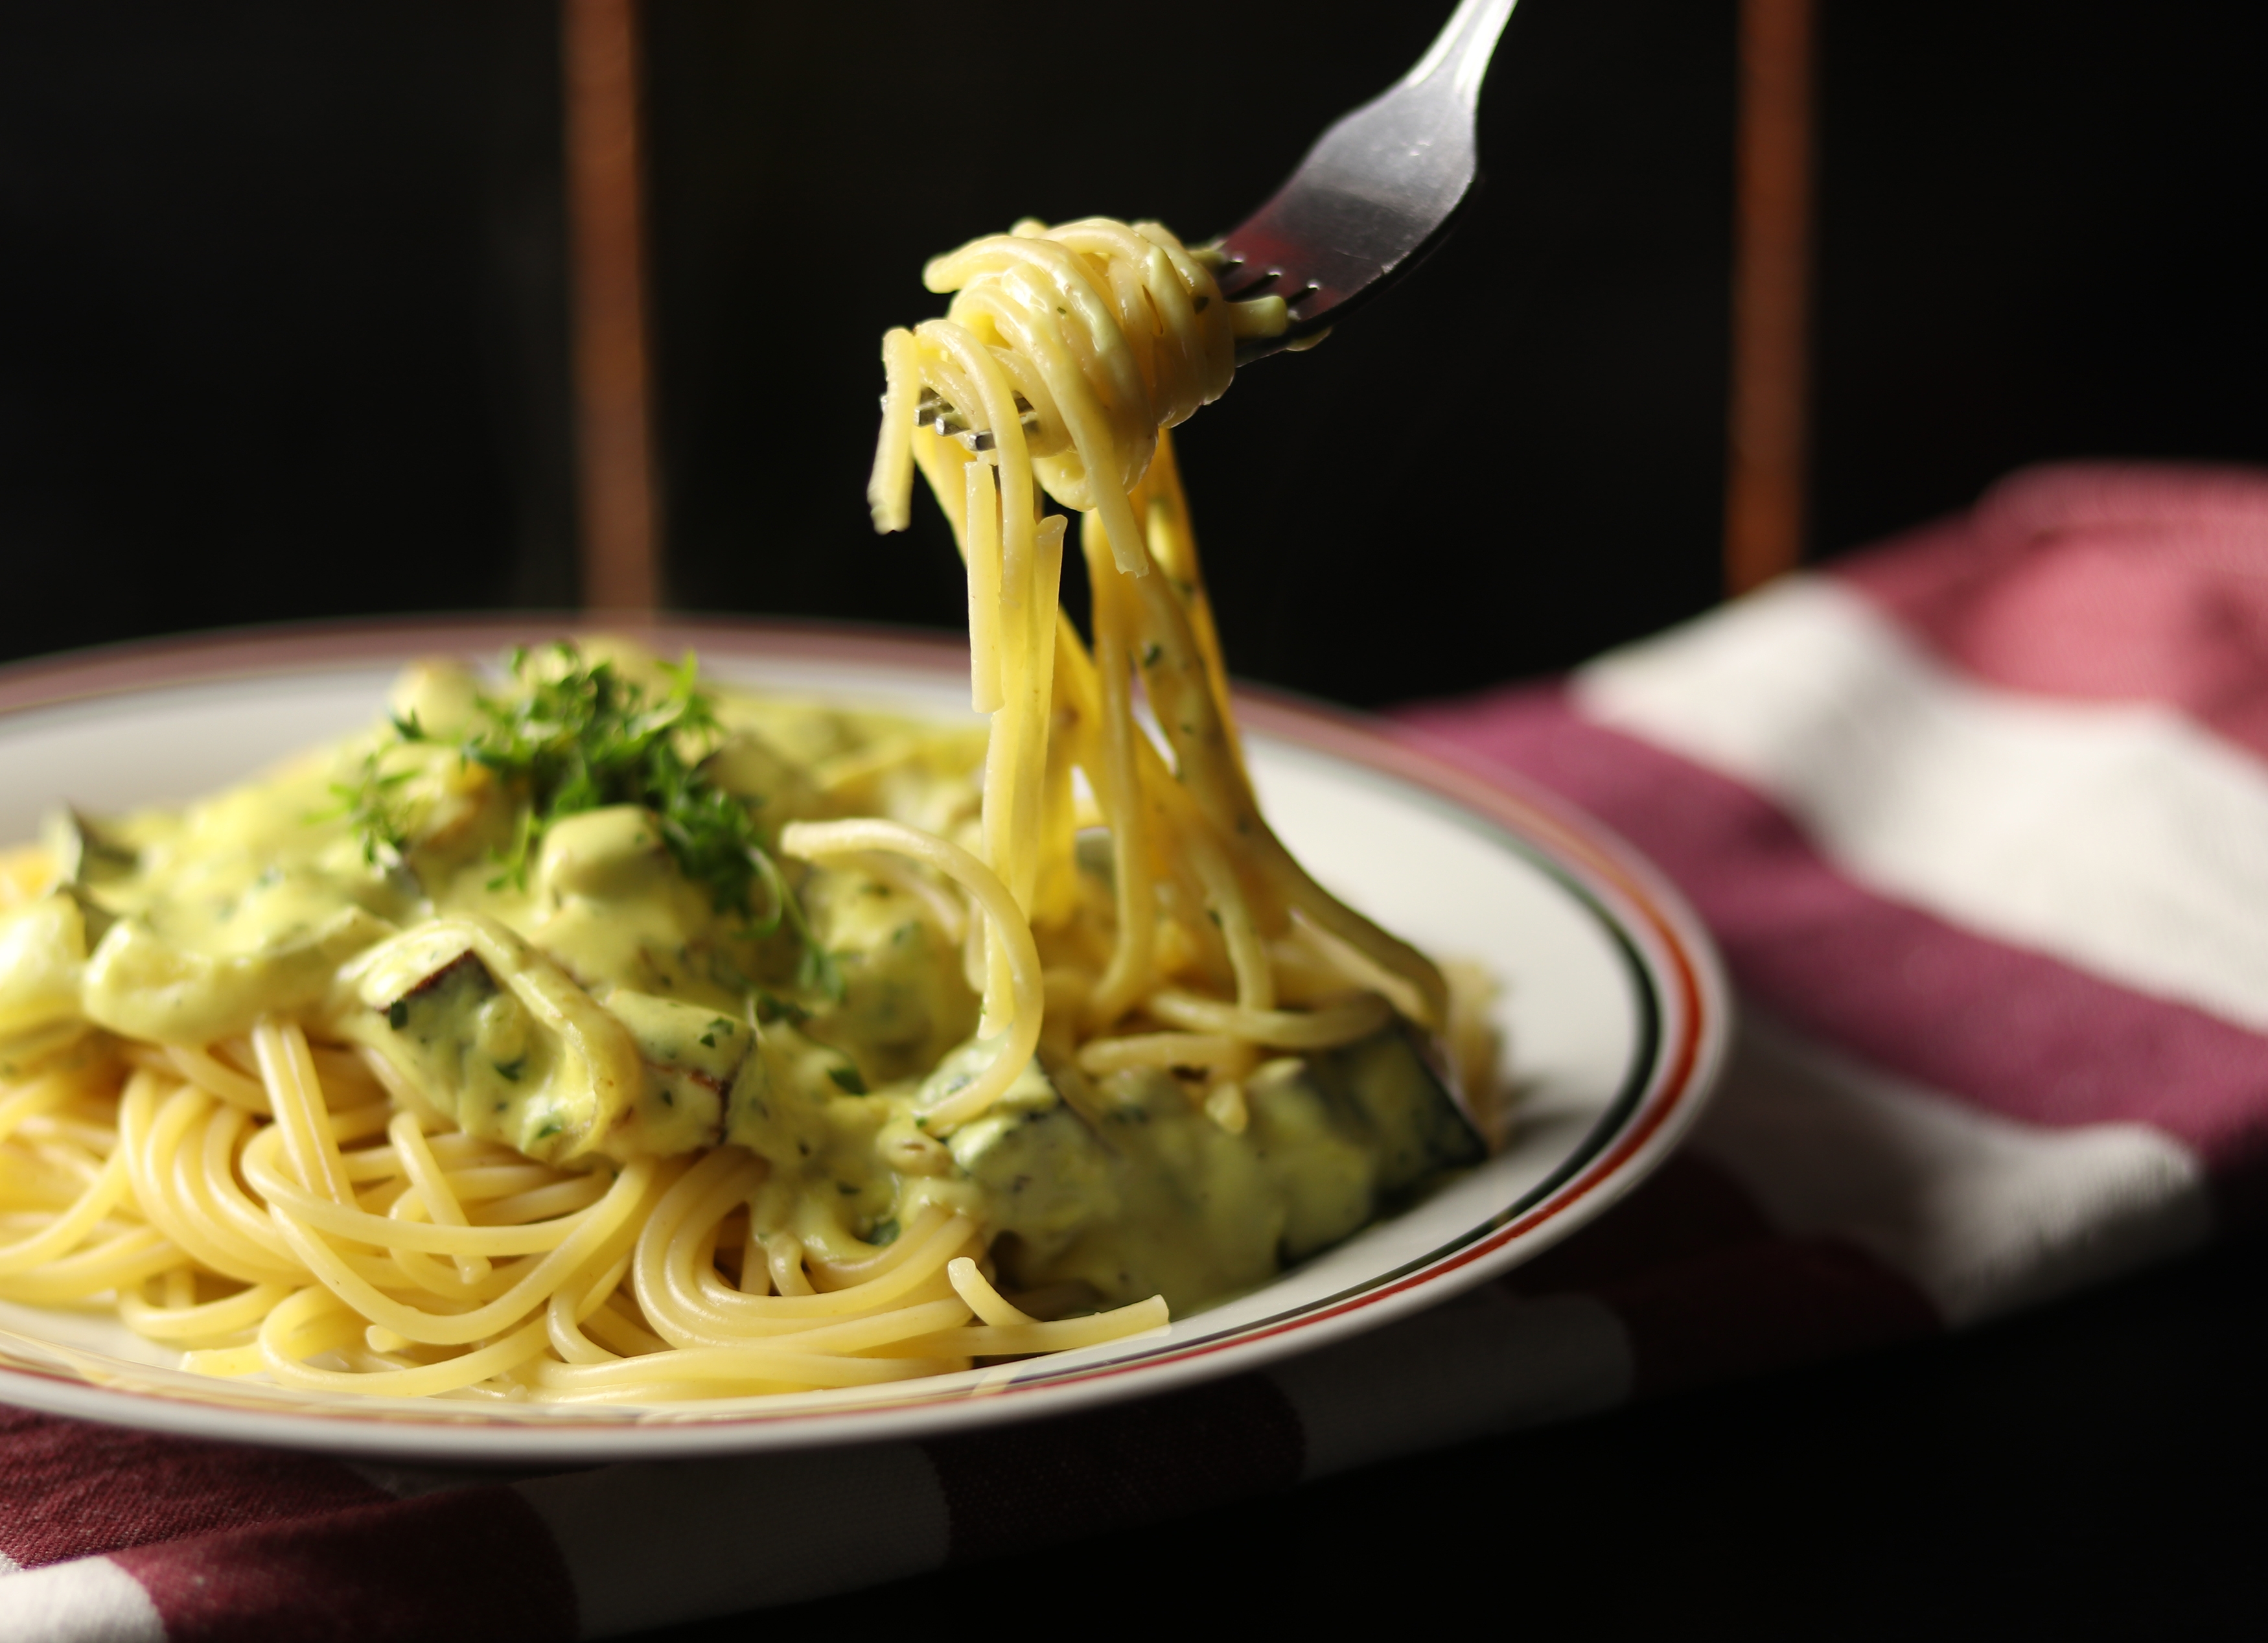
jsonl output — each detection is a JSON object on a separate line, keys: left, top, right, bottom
{"left": 4, "top": 3, "right": 2266, "bottom": 1629}
{"left": 6, "top": 1, "right": 2262, "bottom": 706}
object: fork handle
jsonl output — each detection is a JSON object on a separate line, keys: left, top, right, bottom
{"left": 1214, "top": 0, "right": 1522, "bottom": 362}
{"left": 1403, "top": 0, "right": 1519, "bottom": 110}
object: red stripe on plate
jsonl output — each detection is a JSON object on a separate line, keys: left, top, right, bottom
{"left": 1833, "top": 462, "right": 2268, "bottom": 756}
{"left": 1399, "top": 690, "right": 2268, "bottom": 1192}
{"left": 111, "top": 1486, "right": 576, "bottom": 1643}
{"left": 0, "top": 1407, "right": 385, "bottom": 1569}
{"left": 926, "top": 1373, "right": 1303, "bottom": 1565}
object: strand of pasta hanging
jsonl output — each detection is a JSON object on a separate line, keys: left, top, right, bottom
{"left": 868, "top": 216, "right": 1447, "bottom": 1137}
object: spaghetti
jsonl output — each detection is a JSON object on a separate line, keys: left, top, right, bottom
{"left": 0, "top": 216, "right": 1492, "bottom": 1404}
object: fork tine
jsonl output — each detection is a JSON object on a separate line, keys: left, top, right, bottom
{"left": 1209, "top": 0, "right": 1517, "bottom": 360}
{"left": 1211, "top": 258, "right": 1279, "bottom": 301}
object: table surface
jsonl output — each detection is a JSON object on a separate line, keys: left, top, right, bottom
{"left": 627, "top": 1231, "right": 2268, "bottom": 1635}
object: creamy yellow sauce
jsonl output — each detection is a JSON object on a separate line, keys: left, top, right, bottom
{"left": 0, "top": 646, "right": 1479, "bottom": 1312}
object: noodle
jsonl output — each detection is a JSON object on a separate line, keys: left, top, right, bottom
{"left": 0, "top": 215, "right": 1494, "bottom": 1404}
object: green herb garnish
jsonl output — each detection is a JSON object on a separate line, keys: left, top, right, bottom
{"left": 332, "top": 756, "right": 417, "bottom": 865}
{"left": 461, "top": 644, "right": 750, "bottom": 902}
{"left": 751, "top": 990, "right": 809, "bottom": 1026}
{"left": 345, "top": 642, "right": 843, "bottom": 995}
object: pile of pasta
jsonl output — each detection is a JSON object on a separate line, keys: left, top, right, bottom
{"left": 0, "top": 216, "right": 1493, "bottom": 1406}
{"left": 0, "top": 1012, "right": 1156, "bottom": 1402}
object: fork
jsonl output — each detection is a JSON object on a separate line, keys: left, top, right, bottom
{"left": 1210, "top": 0, "right": 1518, "bottom": 364}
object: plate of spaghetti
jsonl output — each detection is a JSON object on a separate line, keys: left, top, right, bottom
{"left": 0, "top": 216, "right": 1728, "bottom": 1461}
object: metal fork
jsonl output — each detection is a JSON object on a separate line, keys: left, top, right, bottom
{"left": 912, "top": 0, "right": 1516, "bottom": 445}
{"left": 1211, "top": 0, "right": 1518, "bottom": 364}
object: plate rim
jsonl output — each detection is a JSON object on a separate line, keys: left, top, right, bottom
{"left": 0, "top": 617, "right": 1731, "bottom": 1460}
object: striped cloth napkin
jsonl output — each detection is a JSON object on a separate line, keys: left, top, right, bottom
{"left": 6, "top": 460, "right": 2264, "bottom": 1642}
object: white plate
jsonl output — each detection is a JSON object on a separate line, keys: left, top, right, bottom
{"left": 0, "top": 620, "right": 1730, "bottom": 1461}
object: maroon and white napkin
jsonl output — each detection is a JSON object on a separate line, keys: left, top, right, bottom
{"left": 8, "top": 460, "right": 2267, "bottom": 1641}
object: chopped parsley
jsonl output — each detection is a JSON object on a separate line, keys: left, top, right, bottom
{"left": 336, "top": 758, "right": 417, "bottom": 865}
{"left": 461, "top": 645, "right": 750, "bottom": 902}
{"left": 343, "top": 643, "right": 843, "bottom": 1000}
{"left": 826, "top": 1065, "right": 868, "bottom": 1095}
{"left": 752, "top": 990, "right": 809, "bottom": 1026}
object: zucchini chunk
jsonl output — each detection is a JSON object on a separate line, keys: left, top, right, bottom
{"left": 334, "top": 916, "right": 642, "bottom": 1164}
{"left": 605, "top": 988, "right": 755, "bottom": 1156}
{"left": 1306, "top": 1022, "right": 1488, "bottom": 1206}
{"left": 946, "top": 1023, "right": 1485, "bottom": 1312}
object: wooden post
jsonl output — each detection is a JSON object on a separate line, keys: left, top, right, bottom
{"left": 1724, "top": 0, "right": 1814, "bottom": 597}
{"left": 562, "top": 0, "right": 660, "bottom": 612}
